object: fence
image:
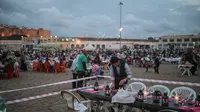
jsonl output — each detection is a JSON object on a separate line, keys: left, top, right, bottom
{"left": 2, "top": 75, "right": 200, "bottom": 105}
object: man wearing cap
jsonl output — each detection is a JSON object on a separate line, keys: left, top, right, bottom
{"left": 109, "top": 56, "right": 132, "bottom": 89}
{"left": 74, "top": 49, "right": 88, "bottom": 88}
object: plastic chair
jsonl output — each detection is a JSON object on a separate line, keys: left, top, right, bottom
{"left": 61, "top": 91, "right": 91, "bottom": 111}
{"left": 126, "top": 82, "right": 147, "bottom": 92}
{"left": 54, "top": 63, "right": 60, "bottom": 73}
{"left": 44, "top": 62, "right": 50, "bottom": 73}
{"left": 32, "top": 62, "right": 38, "bottom": 72}
{"left": 60, "top": 61, "right": 66, "bottom": 72}
{"left": 149, "top": 85, "right": 170, "bottom": 96}
{"left": 170, "top": 87, "right": 197, "bottom": 102}
{"left": 123, "top": 82, "right": 147, "bottom": 112}
{"left": 37, "top": 62, "right": 43, "bottom": 72}
{"left": 6, "top": 64, "right": 13, "bottom": 79}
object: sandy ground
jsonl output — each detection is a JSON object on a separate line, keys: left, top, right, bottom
{"left": 0, "top": 63, "right": 199, "bottom": 112}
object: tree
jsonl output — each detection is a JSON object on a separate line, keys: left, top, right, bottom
{"left": 148, "top": 37, "right": 154, "bottom": 40}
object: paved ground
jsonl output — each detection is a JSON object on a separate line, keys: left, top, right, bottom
{"left": 0, "top": 64, "right": 199, "bottom": 112}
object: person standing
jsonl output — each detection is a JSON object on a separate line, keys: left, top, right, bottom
{"left": 145, "top": 55, "right": 150, "bottom": 72}
{"left": 71, "top": 53, "right": 79, "bottom": 88}
{"left": 190, "top": 53, "right": 198, "bottom": 75}
{"left": 185, "top": 51, "right": 197, "bottom": 75}
{"left": 20, "top": 55, "right": 27, "bottom": 71}
{"left": 94, "top": 53, "right": 101, "bottom": 65}
{"left": 74, "top": 50, "right": 88, "bottom": 88}
{"left": 109, "top": 56, "right": 132, "bottom": 89}
{"left": 154, "top": 56, "right": 160, "bottom": 74}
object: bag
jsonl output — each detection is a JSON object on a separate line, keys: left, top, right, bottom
{"left": 112, "top": 88, "right": 137, "bottom": 103}
{"left": 71, "top": 55, "right": 79, "bottom": 71}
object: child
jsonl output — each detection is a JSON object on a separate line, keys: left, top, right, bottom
{"left": 92, "top": 60, "right": 100, "bottom": 76}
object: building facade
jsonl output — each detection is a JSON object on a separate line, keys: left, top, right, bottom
{"left": 158, "top": 34, "right": 200, "bottom": 50}
{"left": 0, "top": 24, "right": 51, "bottom": 37}
{"left": 0, "top": 36, "right": 157, "bottom": 50}
{"left": 0, "top": 40, "right": 23, "bottom": 50}
{"left": 37, "top": 37, "right": 157, "bottom": 50}
{"left": 0, "top": 36, "right": 23, "bottom": 50}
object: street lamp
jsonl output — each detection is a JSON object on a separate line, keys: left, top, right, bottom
{"left": 119, "top": 28, "right": 123, "bottom": 32}
{"left": 193, "top": 42, "right": 196, "bottom": 48}
{"left": 119, "top": 2, "right": 123, "bottom": 51}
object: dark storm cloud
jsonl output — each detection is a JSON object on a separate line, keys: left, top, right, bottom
{"left": 0, "top": 0, "right": 200, "bottom": 38}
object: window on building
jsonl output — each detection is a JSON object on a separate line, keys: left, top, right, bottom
{"left": 163, "top": 39, "right": 167, "bottom": 42}
{"left": 96, "top": 44, "right": 100, "bottom": 48}
{"left": 102, "top": 44, "right": 105, "bottom": 49}
{"left": 182, "top": 43, "right": 187, "bottom": 46}
{"left": 158, "top": 44, "right": 162, "bottom": 46}
{"left": 177, "top": 39, "right": 182, "bottom": 42}
{"left": 164, "top": 44, "right": 168, "bottom": 47}
{"left": 189, "top": 43, "right": 193, "bottom": 46}
{"left": 184, "top": 38, "right": 189, "bottom": 42}
{"left": 192, "top": 38, "right": 198, "bottom": 42}
{"left": 76, "top": 44, "right": 79, "bottom": 48}
{"left": 140, "top": 45, "right": 144, "bottom": 49}
{"left": 81, "top": 44, "right": 85, "bottom": 48}
{"left": 169, "top": 39, "right": 174, "bottom": 42}
{"left": 71, "top": 44, "right": 74, "bottom": 48}
{"left": 145, "top": 45, "right": 150, "bottom": 49}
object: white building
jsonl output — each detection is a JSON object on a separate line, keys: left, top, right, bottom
{"left": 0, "top": 36, "right": 157, "bottom": 50}
{"left": 37, "top": 37, "right": 157, "bottom": 50}
{"left": 0, "top": 36, "right": 23, "bottom": 50}
{"left": 158, "top": 34, "right": 200, "bottom": 50}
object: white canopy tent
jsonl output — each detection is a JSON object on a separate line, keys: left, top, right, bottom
{"left": 83, "top": 44, "right": 95, "bottom": 51}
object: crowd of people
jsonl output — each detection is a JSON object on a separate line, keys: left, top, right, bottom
{"left": 0, "top": 47, "right": 199, "bottom": 81}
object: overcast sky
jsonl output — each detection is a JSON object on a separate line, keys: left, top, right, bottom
{"left": 0, "top": 0, "right": 200, "bottom": 38}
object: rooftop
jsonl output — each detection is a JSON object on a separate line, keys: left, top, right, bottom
{"left": 56, "top": 37, "right": 158, "bottom": 42}
{"left": 160, "top": 34, "right": 200, "bottom": 39}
